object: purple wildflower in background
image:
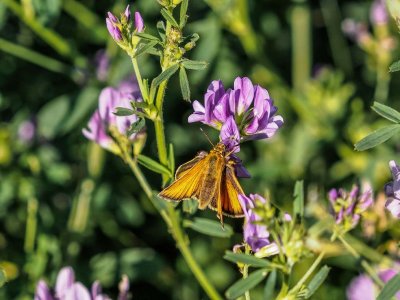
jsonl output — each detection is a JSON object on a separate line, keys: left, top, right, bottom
{"left": 370, "top": 0, "right": 388, "bottom": 25}
{"left": 384, "top": 160, "right": 400, "bottom": 219}
{"left": 188, "top": 77, "right": 283, "bottom": 152}
{"left": 83, "top": 78, "right": 143, "bottom": 153}
{"left": 347, "top": 266, "right": 400, "bottom": 300}
{"left": 34, "top": 266, "right": 130, "bottom": 300}
{"left": 328, "top": 184, "right": 373, "bottom": 230}
{"left": 18, "top": 119, "right": 36, "bottom": 143}
{"left": 342, "top": 19, "right": 370, "bottom": 45}
{"left": 239, "top": 194, "right": 272, "bottom": 253}
{"left": 94, "top": 50, "right": 110, "bottom": 82}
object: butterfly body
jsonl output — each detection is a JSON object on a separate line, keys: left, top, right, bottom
{"left": 158, "top": 143, "right": 244, "bottom": 224}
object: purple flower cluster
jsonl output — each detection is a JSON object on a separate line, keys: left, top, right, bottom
{"left": 384, "top": 160, "right": 400, "bottom": 219}
{"left": 239, "top": 194, "right": 272, "bottom": 253}
{"left": 347, "top": 266, "right": 400, "bottom": 300}
{"left": 106, "top": 5, "right": 144, "bottom": 42}
{"left": 35, "top": 266, "right": 130, "bottom": 300}
{"left": 188, "top": 77, "right": 283, "bottom": 152}
{"left": 82, "top": 79, "right": 143, "bottom": 153}
{"left": 328, "top": 184, "right": 373, "bottom": 230}
{"left": 370, "top": 0, "right": 389, "bottom": 25}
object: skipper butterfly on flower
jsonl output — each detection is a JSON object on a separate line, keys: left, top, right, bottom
{"left": 158, "top": 142, "right": 245, "bottom": 225}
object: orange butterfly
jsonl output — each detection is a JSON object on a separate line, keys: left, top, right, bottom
{"left": 158, "top": 142, "right": 245, "bottom": 224}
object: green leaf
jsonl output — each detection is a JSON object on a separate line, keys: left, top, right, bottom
{"left": 389, "top": 60, "right": 400, "bottom": 72}
{"left": 224, "top": 251, "right": 274, "bottom": 268}
{"left": 304, "top": 266, "right": 330, "bottom": 299}
{"left": 160, "top": 8, "right": 179, "bottom": 28}
{"left": 38, "top": 95, "right": 70, "bottom": 139}
{"left": 152, "top": 64, "right": 179, "bottom": 88}
{"left": 179, "top": 66, "right": 190, "bottom": 101}
{"left": 293, "top": 180, "right": 304, "bottom": 218}
{"left": 183, "top": 217, "right": 233, "bottom": 238}
{"left": 377, "top": 274, "right": 400, "bottom": 300}
{"left": 127, "top": 118, "right": 145, "bottom": 136}
{"left": 182, "top": 199, "right": 198, "bottom": 214}
{"left": 136, "top": 32, "right": 160, "bottom": 41}
{"left": 180, "top": 0, "right": 188, "bottom": 28}
{"left": 0, "top": 267, "right": 6, "bottom": 288}
{"left": 137, "top": 155, "right": 172, "bottom": 176}
{"left": 134, "top": 40, "right": 158, "bottom": 58}
{"left": 354, "top": 124, "right": 400, "bottom": 151}
{"left": 114, "top": 107, "right": 135, "bottom": 116}
{"left": 264, "top": 270, "right": 277, "bottom": 300}
{"left": 225, "top": 269, "right": 269, "bottom": 300}
{"left": 372, "top": 102, "right": 400, "bottom": 123}
{"left": 181, "top": 59, "right": 208, "bottom": 70}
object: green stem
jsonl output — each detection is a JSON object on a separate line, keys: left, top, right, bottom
{"left": 243, "top": 263, "right": 251, "bottom": 300}
{"left": 24, "top": 197, "right": 38, "bottom": 253}
{"left": 276, "top": 273, "right": 290, "bottom": 300}
{"left": 131, "top": 57, "right": 149, "bottom": 102}
{"left": 338, "top": 235, "right": 384, "bottom": 288}
{"left": 154, "top": 80, "right": 170, "bottom": 184}
{"left": 124, "top": 154, "right": 222, "bottom": 299}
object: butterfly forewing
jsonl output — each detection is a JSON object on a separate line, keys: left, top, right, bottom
{"left": 175, "top": 151, "right": 208, "bottom": 180}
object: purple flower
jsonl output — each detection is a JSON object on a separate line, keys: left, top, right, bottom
{"left": 83, "top": 79, "right": 144, "bottom": 153}
{"left": 239, "top": 194, "right": 271, "bottom": 253}
{"left": 188, "top": 77, "right": 283, "bottom": 151}
{"left": 124, "top": 5, "right": 131, "bottom": 22}
{"left": 106, "top": 13, "right": 122, "bottom": 42}
{"left": 347, "top": 274, "right": 376, "bottom": 300}
{"left": 384, "top": 160, "right": 400, "bottom": 218}
{"left": 371, "top": 0, "right": 388, "bottom": 25}
{"left": 18, "top": 119, "right": 36, "bottom": 143}
{"left": 35, "top": 266, "right": 129, "bottom": 300}
{"left": 328, "top": 184, "right": 373, "bottom": 230}
{"left": 134, "top": 12, "right": 144, "bottom": 33}
{"left": 342, "top": 19, "right": 370, "bottom": 44}
{"left": 347, "top": 267, "right": 400, "bottom": 300}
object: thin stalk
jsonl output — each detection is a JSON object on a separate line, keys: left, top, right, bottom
{"left": 154, "top": 80, "right": 170, "bottom": 184}
{"left": 243, "top": 263, "right": 251, "bottom": 300}
{"left": 276, "top": 273, "right": 289, "bottom": 300}
{"left": 291, "top": 1, "right": 311, "bottom": 91}
{"left": 24, "top": 197, "right": 38, "bottom": 253}
{"left": 124, "top": 154, "right": 222, "bottom": 299}
{"left": 338, "top": 235, "right": 384, "bottom": 288}
{"left": 131, "top": 57, "right": 149, "bottom": 102}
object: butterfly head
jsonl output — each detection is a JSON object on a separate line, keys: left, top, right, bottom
{"left": 213, "top": 142, "right": 226, "bottom": 155}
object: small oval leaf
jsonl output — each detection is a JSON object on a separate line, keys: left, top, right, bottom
{"left": 377, "top": 274, "right": 400, "bottom": 300}
{"left": 304, "top": 265, "right": 330, "bottom": 299}
{"left": 372, "top": 102, "right": 400, "bottom": 123}
{"left": 354, "top": 124, "right": 400, "bottom": 151}
{"left": 152, "top": 64, "right": 179, "bottom": 88}
{"left": 183, "top": 217, "right": 233, "bottom": 238}
{"left": 179, "top": 66, "right": 190, "bottom": 101}
{"left": 114, "top": 107, "right": 135, "bottom": 116}
{"left": 225, "top": 269, "right": 268, "bottom": 300}
{"left": 224, "top": 251, "right": 274, "bottom": 268}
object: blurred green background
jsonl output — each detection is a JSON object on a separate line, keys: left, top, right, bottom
{"left": 0, "top": 0, "right": 400, "bottom": 299}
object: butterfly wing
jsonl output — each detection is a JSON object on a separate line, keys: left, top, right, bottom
{"left": 208, "top": 161, "right": 244, "bottom": 220}
{"left": 158, "top": 154, "right": 209, "bottom": 201}
{"left": 175, "top": 151, "right": 208, "bottom": 180}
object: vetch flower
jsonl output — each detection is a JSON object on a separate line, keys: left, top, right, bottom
{"left": 239, "top": 194, "right": 272, "bottom": 253}
{"left": 105, "top": 5, "right": 144, "bottom": 46}
{"left": 384, "top": 160, "right": 400, "bottom": 218}
{"left": 94, "top": 50, "right": 110, "bottom": 82}
{"left": 35, "top": 266, "right": 129, "bottom": 300}
{"left": 83, "top": 79, "right": 145, "bottom": 154}
{"left": 18, "top": 119, "right": 36, "bottom": 143}
{"left": 188, "top": 77, "right": 283, "bottom": 151}
{"left": 328, "top": 184, "right": 373, "bottom": 233}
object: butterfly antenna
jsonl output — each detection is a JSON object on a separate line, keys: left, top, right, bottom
{"left": 200, "top": 128, "right": 215, "bottom": 147}
{"left": 226, "top": 142, "right": 241, "bottom": 157}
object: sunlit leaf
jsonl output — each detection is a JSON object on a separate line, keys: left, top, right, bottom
{"left": 181, "top": 59, "right": 208, "bottom": 70}
{"left": 127, "top": 118, "right": 145, "bottom": 136}
{"left": 304, "top": 265, "right": 330, "bottom": 299}
{"left": 134, "top": 40, "right": 158, "bottom": 58}
{"left": 372, "top": 102, "right": 400, "bottom": 123}
{"left": 160, "top": 8, "right": 179, "bottom": 28}
{"left": 180, "top": 0, "right": 188, "bottom": 28}
{"left": 225, "top": 269, "right": 268, "bottom": 299}
{"left": 152, "top": 64, "right": 179, "bottom": 88}
{"left": 183, "top": 217, "right": 232, "bottom": 238}
{"left": 354, "top": 124, "right": 400, "bottom": 151}
{"left": 113, "top": 107, "right": 135, "bottom": 116}
{"left": 377, "top": 274, "right": 400, "bottom": 300}
{"left": 264, "top": 270, "right": 276, "bottom": 300}
{"left": 179, "top": 66, "right": 190, "bottom": 101}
